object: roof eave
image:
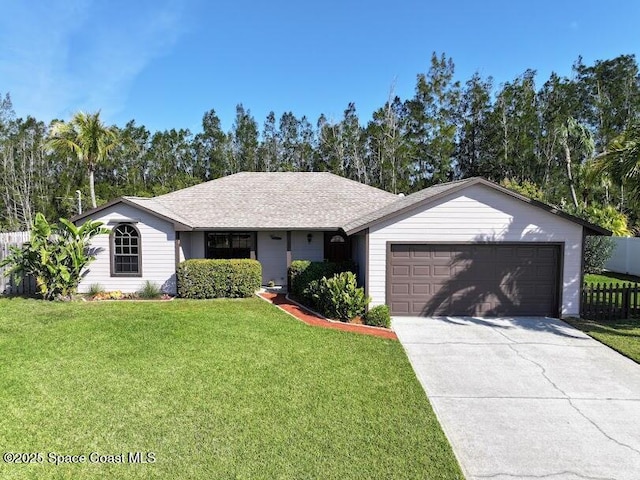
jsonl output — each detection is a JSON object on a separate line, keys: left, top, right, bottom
{"left": 71, "top": 198, "right": 193, "bottom": 231}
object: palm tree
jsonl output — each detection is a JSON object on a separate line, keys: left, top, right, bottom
{"left": 47, "top": 111, "right": 117, "bottom": 209}
{"left": 592, "top": 123, "right": 640, "bottom": 207}
{"left": 555, "top": 117, "right": 594, "bottom": 208}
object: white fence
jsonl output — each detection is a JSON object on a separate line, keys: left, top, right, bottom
{"left": 605, "top": 237, "right": 640, "bottom": 277}
{"left": 0, "top": 231, "right": 35, "bottom": 295}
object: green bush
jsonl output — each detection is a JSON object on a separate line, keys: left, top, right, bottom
{"left": 584, "top": 236, "right": 615, "bottom": 274}
{"left": 177, "top": 259, "right": 261, "bottom": 299}
{"left": 364, "top": 305, "right": 391, "bottom": 328}
{"left": 305, "top": 271, "right": 369, "bottom": 322}
{"left": 289, "top": 259, "right": 356, "bottom": 301}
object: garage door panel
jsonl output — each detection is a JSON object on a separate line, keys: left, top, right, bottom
{"left": 389, "top": 244, "right": 560, "bottom": 317}
{"left": 391, "top": 283, "right": 409, "bottom": 295}
{"left": 392, "top": 265, "right": 410, "bottom": 276}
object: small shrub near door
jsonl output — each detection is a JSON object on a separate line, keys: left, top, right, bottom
{"left": 289, "top": 260, "right": 356, "bottom": 301}
{"left": 177, "top": 259, "right": 261, "bottom": 299}
{"left": 305, "top": 271, "right": 370, "bottom": 322}
{"left": 363, "top": 305, "right": 391, "bottom": 328}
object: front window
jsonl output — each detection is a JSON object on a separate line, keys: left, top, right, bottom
{"left": 206, "top": 232, "right": 253, "bottom": 259}
{"left": 111, "top": 224, "right": 141, "bottom": 276}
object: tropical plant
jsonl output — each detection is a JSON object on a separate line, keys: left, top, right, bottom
{"left": 306, "top": 272, "right": 370, "bottom": 322}
{"left": 555, "top": 117, "right": 594, "bottom": 208}
{"left": 47, "top": 111, "right": 118, "bottom": 209}
{"left": 0, "top": 213, "right": 108, "bottom": 300}
{"left": 591, "top": 123, "right": 640, "bottom": 207}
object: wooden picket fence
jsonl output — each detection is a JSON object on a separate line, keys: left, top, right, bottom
{"left": 581, "top": 282, "right": 640, "bottom": 321}
{"left": 0, "top": 231, "right": 37, "bottom": 295}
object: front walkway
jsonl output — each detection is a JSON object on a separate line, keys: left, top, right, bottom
{"left": 393, "top": 316, "right": 640, "bottom": 480}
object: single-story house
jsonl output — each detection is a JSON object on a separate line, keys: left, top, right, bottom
{"left": 72, "top": 172, "right": 608, "bottom": 317}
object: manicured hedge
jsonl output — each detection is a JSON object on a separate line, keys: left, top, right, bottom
{"left": 289, "top": 260, "right": 356, "bottom": 300}
{"left": 177, "top": 259, "right": 261, "bottom": 299}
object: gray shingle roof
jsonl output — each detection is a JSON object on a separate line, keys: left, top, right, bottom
{"left": 144, "top": 172, "right": 400, "bottom": 230}
{"left": 71, "top": 173, "right": 609, "bottom": 236}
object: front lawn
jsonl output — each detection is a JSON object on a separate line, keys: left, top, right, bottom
{"left": 0, "top": 298, "right": 463, "bottom": 479}
{"left": 585, "top": 271, "right": 640, "bottom": 286}
{"left": 566, "top": 318, "right": 640, "bottom": 364}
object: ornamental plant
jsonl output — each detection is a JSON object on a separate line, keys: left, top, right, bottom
{"left": 0, "top": 213, "right": 108, "bottom": 300}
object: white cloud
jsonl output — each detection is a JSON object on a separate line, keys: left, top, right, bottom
{"left": 0, "top": 0, "right": 187, "bottom": 124}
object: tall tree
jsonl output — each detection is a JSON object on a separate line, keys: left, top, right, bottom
{"left": 405, "top": 52, "right": 460, "bottom": 188}
{"left": 47, "top": 111, "right": 117, "bottom": 209}
{"left": 573, "top": 55, "right": 640, "bottom": 151}
{"left": 457, "top": 73, "right": 495, "bottom": 179}
{"left": 194, "top": 109, "right": 229, "bottom": 179}
{"left": 230, "top": 104, "right": 259, "bottom": 172}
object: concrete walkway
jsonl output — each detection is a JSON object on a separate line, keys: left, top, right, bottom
{"left": 393, "top": 316, "right": 640, "bottom": 480}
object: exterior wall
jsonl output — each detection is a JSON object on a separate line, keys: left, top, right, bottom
{"left": 257, "top": 231, "right": 288, "bottom": 285}
{"left": 291, "top": 231, "right": 323, "bottom": 261}
{"left": 368, "top": 184, "right": 584, "bottom": 316}
{"left": 178, "top": 231, "right": 204, "bottom": 262}
{"left": 350, "top": 233, "right": 366, "bottom": 287}
{"left": 605, "top": 237, "right": 640, "bottom": 276}
{"left": 78, "top": 204, "right": 178, "bottom": 294}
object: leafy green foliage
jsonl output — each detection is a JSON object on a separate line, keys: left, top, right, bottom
{"left": 0, "top": 213, "right": 108, "bottom": 300}
{"left": 288, "top": 260, "right": 356, "bottom": 301}
{"left": 500, "top": 178, "right": 546, "bottom": 201}
{"left": 177, "top": 259, "right": 261, "bottom": 299}
{"left": 305, "top": 272, "right": 370, "bottom": 322}
{"left": 583, "top": 236, "right": 616, "bottom": 274}
{"left": 364, "top": 305, "right": 391, "bottom": 328}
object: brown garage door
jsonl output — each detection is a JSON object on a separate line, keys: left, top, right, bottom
{"left": 388, "top": 243, "right": 560, "bottom": 317}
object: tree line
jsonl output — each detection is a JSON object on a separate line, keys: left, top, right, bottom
{"left": 1, "top": 52, "right": 639, "bottom": 232}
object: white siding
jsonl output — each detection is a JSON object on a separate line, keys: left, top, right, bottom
{"left": 178, "top": 231, "right": 204, "bottom": 261}
{"left": 368, "top": 184, "right": 584, "bottom": 316}
{"left": 606, "top": 237, "right": 640, "bottom": 276}
{"left": 291, "top": 231, "right": 323, "bottom": 261}
{"left": 257, "top": 231, "right": 288, "bottom": 285}
{"left": 78, "top": 204, "right": 178, "bottom": 294}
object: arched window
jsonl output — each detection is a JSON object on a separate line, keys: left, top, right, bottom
{"left": 111, "top": 224, "right": 141, "bottom": 276}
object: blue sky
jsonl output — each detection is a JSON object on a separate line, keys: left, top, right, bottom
{"left": 1, "top": 0, "right": 638, "bottom": 134}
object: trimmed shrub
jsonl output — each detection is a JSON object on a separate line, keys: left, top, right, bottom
{"left": 289, "top": 259, "right": 356, "bottom": 301}
{"left": 363, "top": 305, "right": 391, "bottom": 328}
{"left": 584, "top": 236, "right": 615, "bottom": 274}
{"left": 305, "top": 271, "right": 370, "bottom": 322}
{"left": 177, "top": 259, "right": 261, "bottom": 299}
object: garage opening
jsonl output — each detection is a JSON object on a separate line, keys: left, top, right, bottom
{"left": 388, "top": 243, "right": 561, "bottom": 317}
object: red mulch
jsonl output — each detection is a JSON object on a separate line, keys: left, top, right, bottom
{"left": 259, "top": 293, "right": 397, "bottom": 340}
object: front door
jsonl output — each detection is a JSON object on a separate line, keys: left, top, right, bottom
{"left": 257, "top": 231, "right": 288, "bottom": 285}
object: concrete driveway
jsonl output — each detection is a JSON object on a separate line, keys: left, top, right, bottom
{"left": 393, "top": 316, "right": 640, "bottom": 480}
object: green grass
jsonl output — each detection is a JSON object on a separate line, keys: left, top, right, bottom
{"left": 585, "top": 271, "right": 640, "bottom": 286}
{"left": 566, "top": 318, "right": 640, "bottom": 364}
{"left": 0, "top": 298, "right": 463, "bottom": 479}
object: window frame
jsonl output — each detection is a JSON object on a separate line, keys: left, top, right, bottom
{"left": 110, "top": 223, "right": 142, "bottom": 277}
{"left": 205, "top": 232, "right": 255, "bottom": 259}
